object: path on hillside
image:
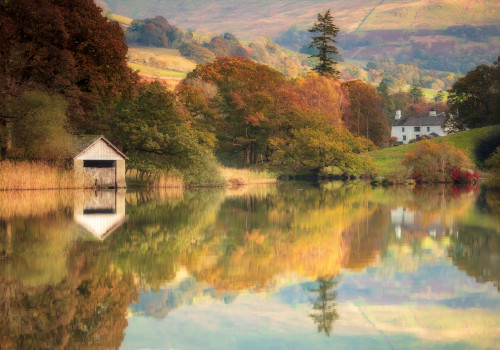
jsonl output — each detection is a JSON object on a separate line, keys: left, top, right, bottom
{"left": 356, "top": 0, "right": 386, "bottom": 32}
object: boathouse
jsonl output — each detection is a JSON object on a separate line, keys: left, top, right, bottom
{"left": 74, "top": 136, "right": 128, "bottom": 188}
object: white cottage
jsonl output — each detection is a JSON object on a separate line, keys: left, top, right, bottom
{"left": 74, "top": 136, "right": 128, "bottom": 188}
{"left": 391, "top": 108, "right": 447, "bottom": 144}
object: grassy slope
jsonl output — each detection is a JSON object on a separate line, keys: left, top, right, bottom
{"left": 370, "top": 125, "right": 500, "bottom": 176}
{"left": 102, "top": 0, "right": 500, "bottom": 39}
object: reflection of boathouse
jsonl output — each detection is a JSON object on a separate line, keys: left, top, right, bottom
{"left": 74, "top": 136, "right": 128, "bottom": 188}
{"left": 74, "top": 190, "right": 126, "bottom": 240}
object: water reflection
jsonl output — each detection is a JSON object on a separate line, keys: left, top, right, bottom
{"left": 0, "top": 183, "right": 499, "bottom": 349}
{"left": 309, "top": 276, "right": 339, "bottom": 337}
{"left": 74, "top": 190, "right": 127, "bottom": 239}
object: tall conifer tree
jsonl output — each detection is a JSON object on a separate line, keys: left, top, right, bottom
{"left": 308, "top": 9, "right": 340, "bottom": 76}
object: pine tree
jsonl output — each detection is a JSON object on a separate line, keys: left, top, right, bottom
{"left": 308, "top": 9, "right": 340, "bottom": 76}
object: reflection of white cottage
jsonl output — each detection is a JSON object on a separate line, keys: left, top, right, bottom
{"left": 391, "top": 108, "right": 447, "bottom": 144}
{"left": 391, "top": 207, "right": 415, "bottom": 239}
{"left": 74, "top": 190, "right": 126, "bottom": 240}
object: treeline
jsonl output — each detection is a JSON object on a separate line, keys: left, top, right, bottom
{"left": 126, "top": 16, "right": 307, "bottom": 77}
{"left": 0, "top": 0, "right": 388, "bottom": 185}
{"left": 366, "top": 57, "right": 459, "bottom": 91}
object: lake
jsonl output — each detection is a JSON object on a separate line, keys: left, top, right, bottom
{"left": 1, "top": 182, "right": 499, "bottom": 349}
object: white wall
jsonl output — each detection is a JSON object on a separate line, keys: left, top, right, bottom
{"left": 391, "top": 125, "right": 446, "bottom": 144}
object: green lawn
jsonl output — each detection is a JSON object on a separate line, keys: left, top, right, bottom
{"left": 370, "top": 125, "right": 500, "bottom": 176}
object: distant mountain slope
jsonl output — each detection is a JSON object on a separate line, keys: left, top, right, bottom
{"left": 101, "top": 0, "right": 500, "bottom": 38}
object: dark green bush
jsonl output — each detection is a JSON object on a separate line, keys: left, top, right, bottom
{"left": 474, "top": 126, "right": 500, "bottom": 167}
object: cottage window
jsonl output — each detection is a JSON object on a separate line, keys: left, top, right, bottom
{"left": 402, "top": 127, "right": 405, "bottom": 132}
{"left": 416, "top": 135, "right": 420, "bottom": 139}
{"left": 414, "top": 126, "right": 420, "bottom": 132}
{"left": 403, "top": 135, "right": 406, "bottom": 141}
{"left": 427, "top": 127, "right": 430, "bottom": 132}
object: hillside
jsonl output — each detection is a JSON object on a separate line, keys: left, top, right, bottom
{"left": 370, "top": 125, "right": 500, "bottom": 176}
{"left": 101, "top": 0, "right": 500, "bottom": 38}
{"left": 102, "top": 0, "right": 500, "bottom": 74}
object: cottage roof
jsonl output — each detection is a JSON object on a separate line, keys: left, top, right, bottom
{"left": 74, "top": 135, "right": 128, "bottom": 160}
{"left": 392, "top": 112, "right": 446, "bottom": 127}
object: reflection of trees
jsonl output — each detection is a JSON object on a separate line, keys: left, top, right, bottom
{"left": 107, "top": 189, "right": 225, "bottom": 290}
{"left": 448, "top": 225, "right": 500, "bottom": 291}
{"left": 0, "top": 215, "right": 77, "bottom": 286}
{"left": 0, "top": 241, "right": 138, "bottom": 349}
{"left": 309, "top": 276, "right": 339, "bottom": 337}
{"left": 192, "top": 182, "right": 386, "bottom": 291}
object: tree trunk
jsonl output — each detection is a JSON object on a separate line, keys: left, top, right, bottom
{"left": 0, "top": 119, "right": 12, "bottom": 158}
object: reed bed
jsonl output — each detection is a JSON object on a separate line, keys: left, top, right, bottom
{"left": 219, "top": 167, "right": 278, "bottom": 187}
{"left": 126, "top": 168, "right": 184, "bottom": 188}
{"left": 0, "top": 161, "right": 93, "bottom": 190}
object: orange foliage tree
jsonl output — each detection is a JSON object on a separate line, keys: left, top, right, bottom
{"left": 403, "top": 140, "right": 476, "bottom": 183}
{"left": 342, "top": 80, "right": 389, "bottom": 148}
{"left": 185, "top": 56, "right": 286, "bottom": 165}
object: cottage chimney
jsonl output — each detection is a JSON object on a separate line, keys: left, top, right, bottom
{"left": 395, "top": 110, "right": 402, "bottom": 120}
{"left": 429, "top": 107, "right": 437, "bottom": 117}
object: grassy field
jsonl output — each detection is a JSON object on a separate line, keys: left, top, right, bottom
{"left": 107, "top": 13, "right": 133, "bottom": 27}
{"left": 370, "top": 125, "right": 500, "bottom": 176}
{"left": 128, "top": 47, "right": 197, "bottom": 73}
{"left": 127, "top": 62, "right": 187, "bottom": 78}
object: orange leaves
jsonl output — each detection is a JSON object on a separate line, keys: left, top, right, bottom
{"left": 403, "top": 140, "right": 475, "bottom": 182}
{"left": 293, "top": 73, "right": 344, "bottom": 125}
{"left": 244, "top": 112, "right": 269, "bottom": 127}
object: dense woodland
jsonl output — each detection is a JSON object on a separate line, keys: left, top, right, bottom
{"left": 0, "top": 0, "right": 499, "bottom": 185}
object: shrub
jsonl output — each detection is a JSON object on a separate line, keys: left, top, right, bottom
{"left": 403, "top": 140, "right": 476, "bottom": 183}
{"left": 485, "top": 146, "right": 500, "bottom": 188}
{"left": 474, "top": 127, "right": 500, "bottom": 167}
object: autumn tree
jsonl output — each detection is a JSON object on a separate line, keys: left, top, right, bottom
{"left": 409, "top": 82, "right": 424, "bottom": 103}
{"left": 111, "top": 82, "right": 221, "bottom": 185}
{"left": 434, "top": 90, "right": 445, "bottom": 103}
{"left": 5, "top": 91, "right": 75, "bottom": 162}
{"left": 376, "top": 80, "right": 395, "bottom": 118}
{"left": 0, "top": 0, "right": 138, "bottom": 135}
{"left": 308, "top": 9, "right": 340, "bottom": 76}
{"left": 126, "top": 16, "right": 182, "bottom": 47}
{"left": 185, "top": 56, "right": 286, "bottom": 165}
{"left": 342, "top": 80, "right": 389, "bottom": 148}
{"left": 447, "top": 57, "right": 500, "bottom": 131}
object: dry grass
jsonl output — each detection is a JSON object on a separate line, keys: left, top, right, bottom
{"left": 219, "top": 167, "right": 277, "bottom": 187}
{"left": 126, "top": 168, "right": 184, "bottom": 188}
{"left": 0, "top": 161, "right": 93, "bottom": 190}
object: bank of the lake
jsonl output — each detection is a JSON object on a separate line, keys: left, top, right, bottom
{"left": 0, "top": 161, "right": 277, "bottom": 190}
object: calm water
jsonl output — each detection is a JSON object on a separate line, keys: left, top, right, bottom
{"left": 1, "top": 182, "right": 499, "bottom": 349}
